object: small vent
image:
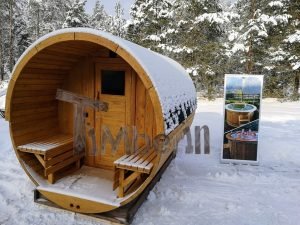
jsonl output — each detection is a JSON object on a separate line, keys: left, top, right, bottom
{"left": 109, "top": 50, "right": 117, "bottom": 58}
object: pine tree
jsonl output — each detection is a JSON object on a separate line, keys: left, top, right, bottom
{"left": 90, "top": 0, "right": 109, "bottom": 31}
{"left": 284, "top": 0, "right": 300, "bottom": 99}
{"left": 63, "top": 0, "right": 89, "bottom": 28}
{"left": 127, "top": 0, "right": 173, "bottom": 51}
{"left": 108, "top": 1, "right": 127, "bottom": 38}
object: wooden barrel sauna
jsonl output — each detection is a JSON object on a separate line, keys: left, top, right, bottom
{"left": 5, "top": 28, "right": 196, "bottom": 214}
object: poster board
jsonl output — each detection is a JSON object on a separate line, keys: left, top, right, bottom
{"left": 221, "top": 74, "right": 264, "bottom": 164}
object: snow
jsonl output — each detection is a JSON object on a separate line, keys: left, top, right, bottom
{"left": 285, "top": 30, "right": 300, "bottom": 44}
{"left": 0, "top": 84, "right": 7, "bottom": 109}
{"left": 9, "top": 28, "right": 197, "bottom": 135}
{"left": 0, "top": 99, "right": 300, "bottom": 225}
{"left": 268, "top": 1, "right": 284, "bottom": 8}
{"left": 36, "top": 167, "right": 120, "bottom": 206}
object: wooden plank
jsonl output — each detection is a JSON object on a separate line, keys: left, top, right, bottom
{"left": 29, "top": 58, "right": 75, "bottom": 67}
{"left": 5, "top": 46, "right": 38, "bottom": 121}
{"left": 137, "top": 151, "right": 156, "bottom": 173}
{"left": 12, "top": 101, "right": 58, "bottom": 111}
{"left": 147, "top": 87, "right": 164, "bottom": 134}
{"left": 74, "top": 32, "right": 119, "bottom": 53}
{"left": 32, "top": 51, "right": 80, "bottom": 63}
{"left": 21, "top": 67, "right": 68, "bottom": 75}
{"left": 12, "top": 95, "right": 55, "bottom": 104}
{"left": 16, "top": 79, "right": 64, "bottom": 85}
{"left": 46, "top": 150, "right": 74, "bottom": 167}
{"left": 56, "top": 89, "right": 108, "bottom": 111}
{"left": 11, "top": 107, "right": 57, "bottom": 120}
{"left": 34, "top": 154, "right": 46, "bottom": 168}
{"left": 25, "top": 62, "right": 72, "bottom": 70}
{"left": 45, "top": 45, "right": 91, "bottom": 56}
{"left": 12, "top": 119, "right": 58, "bottom": 137}
{"left": 14, "top": 128, "right": 59, "bottom": 146}
{"left": 135, "top": 77, "right": 146, "bottom": 148}
{"left": 13, "top": 89, "right": 58, "bottom": 97}
{"left": 45, "top": 152, "right": 84, "bottom": 175}
{"left": 35, "top": 33, "right": 75, "bottom": 52}
{"left": 145, "top": 91, "right": 154, "bottom": 146}
{"left": 46, "top": 142, "right": 74, "bottom": 158}
{"left": 124, "top": 171, "right": 140, "bottom": 187}
{"left": 118, "top": 169, "right": 125, "bottom": 198}
{"left": 14, "top": 84, "right": 62, "bottom": 91}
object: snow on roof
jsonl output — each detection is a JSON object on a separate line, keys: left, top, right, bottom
{"left": 12, "top": 28, "right": 197, "bottom": 134}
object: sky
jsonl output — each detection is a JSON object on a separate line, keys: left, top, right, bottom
{"left": 226, "top": 76, "right": 263, "bottom": 94}
{"left": 85, "top": 0, "right": 135, "bottom": 18}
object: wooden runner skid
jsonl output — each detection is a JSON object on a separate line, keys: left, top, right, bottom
{"left": 17, "top": 134, "right": 84, "bottom": 184}
{"left": 113, "top": 148, "right": 157, "bottom": 198}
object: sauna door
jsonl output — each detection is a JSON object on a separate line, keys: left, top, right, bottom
{"left": 94, "top": 64, "right": 134, "bottom": 169}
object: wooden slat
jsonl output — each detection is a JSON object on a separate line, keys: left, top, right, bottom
{"left": 46, "top": 150, "right": 74, "bottom": 167}
{"left": 123, "top": 171, "right": 140, "bottom": 187}
{"left": 29, "top": 58, "right": 75, "bottom": 67}
{"left": 14, "top": 128, "right": 59, "bottom": 146}
{"left": 21, "top": 67, "right": 68, "bottom": 75}
{"left": 12, "top": 95, "right": 55, "bottom": 104}
{"left": 34, "top": 154, "right": 46, "bottom": 168}
{"left": 46, "top": 142, "right": 74, "bottom": 158}
{"left": 12, "top": 101, "right": 58, "bottom": 111}
{"left": 16, "top": 79, "right": 63, "bottom": 85}
{"left": 137, "top": 151, "right": 156, "bottom": 173}
{"left": 45, "top": 152, "right": 84, "bottom": 176}
{"left": 33, "top": 52, "right": 80, "bottom": 63}
{"left": 135, "top": 77, "right": 146, "bottom": 148}
{"left": 14, "top": 84, "right": 62, "bottom": 91}
{"left": 12, "top": 108, "right": 57, "bottom": 122}
{"left": 12, "top": 118, "right": 58, "bottom": 137}
{"left": 13, "top": 89, "right": 58, "bottom": 97}
{"left": 25, "top": 62, "right": 72, "bottom": 70}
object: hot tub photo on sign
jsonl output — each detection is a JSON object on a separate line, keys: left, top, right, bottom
{"left": 221, "top": 74, "right": 264, "bottom": 163}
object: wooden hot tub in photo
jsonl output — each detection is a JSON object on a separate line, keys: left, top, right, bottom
{"left": 5, "top": 28, "right": 197, "bottom": 216}
{"left": 225, "top": 103, "right": 257, "bottom": 127}
{"left": 226, "top": 132, "right": 258, "bottom": 160}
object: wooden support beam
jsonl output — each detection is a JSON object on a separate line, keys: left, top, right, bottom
{"left": 56, "top": 89, "right": 108, "bottom": 112}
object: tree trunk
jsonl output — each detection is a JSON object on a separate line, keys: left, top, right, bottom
{"left": 9, "top": 0, "right": 14, "bottom": 73}
{"left": 0, "top": 29, "right": 3, "bottom": 81}
{"left": 246, "top": 0, "right": 256, "bottom": 74}
{"left": 0, "top": 3, "right": 4, "bottom": 81}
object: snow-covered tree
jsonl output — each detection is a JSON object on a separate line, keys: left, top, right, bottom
{"left": 90, "top": 0, "right": 109, "bottom": 31}
{"left": 107, "top": 1, "right": 127, "bottom": 38}
{"left": 127, "top": 0, "right": 173, "bottom": 51}
{"left": 63, "top": 0, "right": 89, "bottom": 28}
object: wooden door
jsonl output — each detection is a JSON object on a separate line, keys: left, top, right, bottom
{"left": 94, "top": 63, "right": 135, "bottom": 169}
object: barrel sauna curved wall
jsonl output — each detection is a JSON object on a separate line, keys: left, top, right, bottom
{"left": 5, "top": 28, "right": 197, "bottom": 214}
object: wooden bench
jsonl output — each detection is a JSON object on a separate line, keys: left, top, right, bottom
{"left": 17, "top": 134, "right": 84, "bottom": 184}
{"left": 113, "top": 149, "right": 157, "bottom": 198}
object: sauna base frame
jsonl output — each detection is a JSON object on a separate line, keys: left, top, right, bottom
{"left": 34, "top": 152, "right": 176, "bottom": 225}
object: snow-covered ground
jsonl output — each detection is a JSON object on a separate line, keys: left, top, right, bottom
{"left": 0, "top": 99, "right": 299, "bottom": 225}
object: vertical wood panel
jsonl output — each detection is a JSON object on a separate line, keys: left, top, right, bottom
{"left": 145, "top": 91, "right": 154, "bottom": 146}
{"left": 135, "top": 77, "right": 146, "bottom": 148}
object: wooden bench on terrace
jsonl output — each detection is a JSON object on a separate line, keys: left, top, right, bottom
{"left": 113, "top": 149, "right": 157, "bottom": 198}
{"left": 17, "top": 134, "right": 84, "bottom": 184}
